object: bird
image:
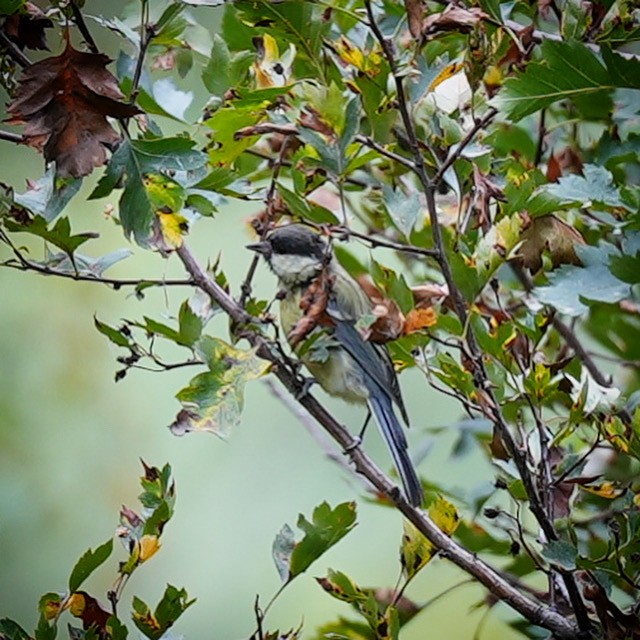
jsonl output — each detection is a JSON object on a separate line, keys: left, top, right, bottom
{"left": 247, "top": 224, "right": 423, "bottom": 507}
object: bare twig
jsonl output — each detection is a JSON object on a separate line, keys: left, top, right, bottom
{"left": 354, "top": 134, "right": 417, "bottom": 171}
{"left": 0, "top": 29, "right": 32, "bottom": 67}
{"left": 0, "top": 129, "right": 25, "bottom": 144}
{"left": 0, "top": 234, "right": 194, "bottom": 289}
{"left": 330, "top": 224, "right": 440, "bottom": 259}
{"left": 128, "top": 0, "right": 152, "bottom": 110}
{"left": 534, "top": 109, "right": 547, "bottom": 167}
{"left": 69, "top": 0, "right": 99, "bottom": 54}
{"left": 175, "top": 240, "right": 580, "bottom": 639}
{"left": 239, "top": 134, "right": 292, "bottom": 306}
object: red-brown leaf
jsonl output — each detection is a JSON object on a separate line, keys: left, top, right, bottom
{"left": 7, "top": 41, "right": 140, "bottom": 178}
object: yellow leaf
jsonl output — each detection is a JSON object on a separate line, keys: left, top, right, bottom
{"left": 402, "top": 307, "right": 437, "bottom": 334}
{"left": 428, "top": 62, "right": 463, "bottom": 91}
{"left": 157, "top": 211, "right": 188, "bottom": 249}
{"left": 401, "top": 519, "right": 435, "bottom": 579}
{"left": 581, "top": 482, "right": 624, "bottom": 499}
{"left": 138, "top": 534, "right": 161, "bottom": 562}
{"left": 253, "top": 33, "right": 295, "bottom": 88}
{"left": 42, "top": 596, "right": 62, "bottom": 620}
{"left": 67, "top": 592, "right": 86, "bottom": 617}
{"left": 429, "top": 495, "right": 460, "bottom": 536}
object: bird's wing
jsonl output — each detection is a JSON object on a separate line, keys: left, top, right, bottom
{"left": 327, "top": 298, "right": 407, "bottom": 422}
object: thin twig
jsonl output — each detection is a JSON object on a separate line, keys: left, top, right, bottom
{"left": 354, "top": 134, "right": 417, "bottom": 171}
{"left": 0, "top": 234, "right": 194, "bottom": 288}
{"left": 513, "top": 263, "right": 611, "bottom": 387}
{"left": 175, "top": 240, "right": 580, "bottom": 640}
{"left": 0, "top": 29, "right": 32, "bottom": 67}
{"left": 534, "top": 109, "right": 547, "bottom": 167}
{"left": 0, "top": 129, "right": 24, "bottom": 144}
{"left": 69, "top": 0, "right": 99, "bottom": 54}
{"left": 128, "top": 0, "right": 152, "bottom": 110}
{"left": 239, "top": 135, "right": 292, "bottom": 306}
{"left": 330, "top": 224, "right": 440, "bottom": 259}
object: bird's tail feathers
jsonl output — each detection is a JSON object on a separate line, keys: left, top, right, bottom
{"left": 368, "top": 395, "right": 423, "bottom": 507}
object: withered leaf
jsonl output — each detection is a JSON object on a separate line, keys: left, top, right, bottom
{"left": 422, "top": 6, "right": 488, "bottom": 37}
{"left": 518, "top": 214, "right": 585, "bottom": 273}
{"left": 7, "top": 41, "right": 140, "bottom": 178}
{"left": 356, "top": 275, "right": 405, "bottom": 343}
{"left": 404, "top": 0, "right": 426, "bottom": 39}
{"left": 288, "top": 269, "right": 335, "bottom": 347}
{"left": 4, "top": 2, "right": 52, "bottom": 51}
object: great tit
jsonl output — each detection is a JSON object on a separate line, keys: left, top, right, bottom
{"left": 248, "top": 224, "right": 423, "bottom": 507}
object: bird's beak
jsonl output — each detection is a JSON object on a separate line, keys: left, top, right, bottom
{"left": 246, "top": 241, "right": 271, "bottom": 256}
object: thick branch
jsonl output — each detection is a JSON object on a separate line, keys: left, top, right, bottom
{"left": 175, "top": 241, "right": 581, "bottom": 639}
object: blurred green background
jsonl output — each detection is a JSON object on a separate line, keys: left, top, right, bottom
{"left": 0, "top": 2, "right": 522, "bottom": 638}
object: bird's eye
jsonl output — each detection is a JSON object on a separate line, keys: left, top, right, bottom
{"left": 273, "top": 63, "right": 284, "bottom": 75}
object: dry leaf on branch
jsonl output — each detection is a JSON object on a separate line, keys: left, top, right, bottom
{"left": 357, "top": 276, "right": 405, "bottom": 343}
{"left": 3, "top": 2, "right": 52, "bottom": 51}
{"left": 422, "top": 6, "right": 488, "bottom": 37}
{"left": 288, "top": 269, "right": 336, "bottom": 348}
{"left": 518, "top": 214, "right": 585, "bottom": 273}
{"left": 7, "top": 41, "right": 140, "bottom": 178}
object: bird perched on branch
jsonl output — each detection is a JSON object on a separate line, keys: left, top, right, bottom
{"left": 248, "top": 224, "right": 423, "bottom": 507}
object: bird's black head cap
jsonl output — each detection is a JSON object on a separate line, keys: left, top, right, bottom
{"left": 267, "top": 224, "right": 327, "bottom": 261}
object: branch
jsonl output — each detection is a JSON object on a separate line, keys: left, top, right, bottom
{"left": 69, "top": 0, "right": 99, "bottom": 54}
{"left": 363, "top": 0, "right": 591, "bottom": 630}
{"left": 0, "top": 129, "right": 25, "bottom": 144}
{"left": 0, "top": 236, "right": 194, "bottom": 288}
{"left": 329, "top": 224, "right": 440, "bottom": 259}
{"left": 174, "top": 240, "right": 581, "bottom": 639}
{"left": 0, "top": 28, "right": 32, "bottom": 68}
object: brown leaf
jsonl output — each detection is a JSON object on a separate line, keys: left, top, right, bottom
{"left": 472, "top": 165, "right": 507, "bottom": 232}
{"left": 547, "top": 147, "right": 583, "bottom": 182}
{"left": 498, "top": 24, "right": 535, "bottom": 69}
{"left": 518, "top": 214, "right": 585, "bottom": 273}
{"left": 411, "top": 283, "right": 450, "bottom": 309}
{"left": 68, "top": 591, "right": 111, "bottom": 635}
{"left": 4, "top": 2, "right": 52, "bottom": 51}
{"left": 489, "top": 425, "right": 510, "bottom": 460}
{"left": 356, "top": 276, "right": 405, "bottom": 343}
{"left": 6, "top": 41, "right": 140, "bottom": 178}
{"left": 288, "top": 269, "right": 335, "bottom": 347}
{"left": 299, "top": 107, "right": 335, "bottom": 139}
{"left": 403, "top": 307, "right": 437, "bottom": 334}
{"left": 422, "top": 6, "right": 488, "bottom": 37}
{"left": 404, "top": 0, "right": 426, "bottom": 39}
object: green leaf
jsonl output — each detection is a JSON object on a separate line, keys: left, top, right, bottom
{"left": 277, "top": 183, "right": 339, "bottom": 224}
{"left": 203, "top": 34, "right": 231, "bottom": 96}
{"left": 14, "top": 169, "right": 81, "bottom": 222}
{"left": 497, "top": 40, "right": 640, "bottom": 121}
{"left": 169, "top": 337, "right": 269, "bottom": 437}
{"left": 541, "top": 540, "right": 578, "bottom": 570}
{"left": 177, "top": 300, "right": 203, "bottom": 347}
{"left": 535, "top": 244, "right": 631, "bottom": 316}
{"left": 288, "top": 501, "right": 357, "bottom": 579}
{"left": 382, "top": 186, "right": 421, "bottom": 238}
{"left": 68, "top": 539, "right": 114, "bottom": 593}
{"left": 536, "top": 164, "right": 629, "bottom": 211}
{"left": 90, "top": 138, "right": 206, "bottom": 245}
{"left": 0, "top": 0, "right": 25, "bottom": 15}
{"left": 106, "top": 616, "right": 128, "bottom": 640}
{"left": 132, "top": 587, "right": 195, "bottom": 640}
{"left": 94, "top": 318, "right": 131, "bottom": 348}
{"left": 0, "top": 619, "right": 31, "bottom": 640}
{"left": 205, "top": 107, "right": 263, "bottom": 165}
{"left": 151, "top": 79, "right": 193, "bottom": 122}
{"left": 4, "top": 216, "right": 97, "bottom": 257}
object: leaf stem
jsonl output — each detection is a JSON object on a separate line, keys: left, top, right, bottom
{"left": 69, "top": 0, "right": 99, "bottom": 54}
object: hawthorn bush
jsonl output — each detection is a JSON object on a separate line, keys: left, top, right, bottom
{"left": 1, "top": 1, "right": 640, "bottom": 639}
